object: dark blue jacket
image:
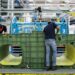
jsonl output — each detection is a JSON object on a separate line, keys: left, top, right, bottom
{"left": 43, "top": 22, "right": 57, "bottom": 39}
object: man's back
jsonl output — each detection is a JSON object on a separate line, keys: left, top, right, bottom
{"left": 43, "top": 22, "right": 57, "bottom": 39}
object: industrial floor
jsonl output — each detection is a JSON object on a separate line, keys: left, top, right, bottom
{"left": 0, "top": 69, "right": 75, "bottom": 73}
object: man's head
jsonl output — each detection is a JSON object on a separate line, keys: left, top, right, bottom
{"left": 48, "top": 22, "right": 50, "bottom": 25}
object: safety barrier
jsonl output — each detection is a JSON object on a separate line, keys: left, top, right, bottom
{"left": 0, "top": 33, "right": 75, "bottom": 69}
{"left": 0, "top": 31, "right": 45, "bottom": 69}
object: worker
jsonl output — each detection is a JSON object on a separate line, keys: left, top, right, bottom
{"left": 43, "top": 21, "right": 59, "bottom": 71}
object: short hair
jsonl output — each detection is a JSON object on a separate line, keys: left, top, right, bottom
{"left": 48, "top": 22, "right": 50, "bottom": 24}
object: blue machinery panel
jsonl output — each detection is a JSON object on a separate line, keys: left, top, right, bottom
{"left": 10, "top": 22, "right": 47, "bottom": 34}
{"left": 10, "top": 22, "right": 69, "bottom": 34}
{"left": 56, "top": 22, "right": 69, "bottom": 34}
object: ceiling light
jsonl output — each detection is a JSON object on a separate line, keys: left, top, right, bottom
{"left": 47, "top": 0, "right": 52, "bottom": 2}
{"left": 29, "top": 0, "right": 33, "bottom": 1}
{"left": 64, "top": 0, "right": 70, "bottom": 3}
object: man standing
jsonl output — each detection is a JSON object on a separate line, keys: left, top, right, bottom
{"left": 43, "top": 21, "right": 59, "bottom": 71}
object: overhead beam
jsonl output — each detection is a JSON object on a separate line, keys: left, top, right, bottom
{"left": 0, "top": 9, "right": 68, "bottom": 13}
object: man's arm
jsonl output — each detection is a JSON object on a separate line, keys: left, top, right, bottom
{"left": 43, "top": 26, "right": 47, "bottom": 33}
{"left": 56, "top": 26, "right": 60, "bottom": 34}
{"left": 53, "top": 22, "right": 60, "bottom": 34}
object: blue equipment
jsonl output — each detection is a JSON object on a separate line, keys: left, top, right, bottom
{"left": 10, "top": 16, "right": 69, "bottom": 34}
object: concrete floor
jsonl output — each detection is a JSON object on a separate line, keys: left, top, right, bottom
{"left": 0, "top": 69, "right": 75, "bottom": 73}
{"left": 0, "top": 53, "right": 74, "bottom": 74}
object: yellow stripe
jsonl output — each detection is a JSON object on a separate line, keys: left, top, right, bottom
{"left": 1, "top": 73, "right": 69, "bottom": 75}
